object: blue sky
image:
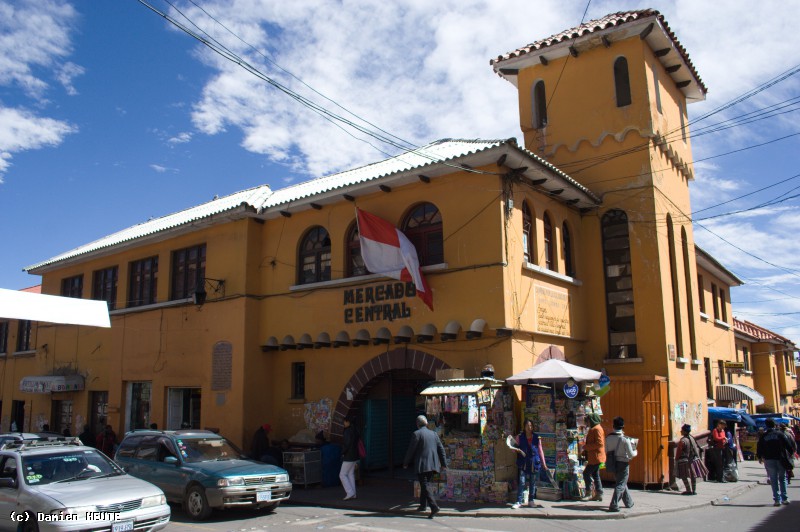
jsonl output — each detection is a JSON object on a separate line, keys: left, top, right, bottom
{"left": 2, "top": 0, "right": 800, "bottom": 340}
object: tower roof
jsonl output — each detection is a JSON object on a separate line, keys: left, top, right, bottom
{"left": 490, "top": 9, "right": 706, "bottom": 102}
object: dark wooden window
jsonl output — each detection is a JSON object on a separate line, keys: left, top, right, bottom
{"left": 601, "top": 209, "right": 638, "bottom": 359}
{"left": 16, "top": 320, "right": 33, "bottom": 352}
{"left": 543, "top": 213, "right": 554, "bottom": 271}
{"left": 129, "top": 256, "right": 158, "bottom": 307}
{"left": 533, "top": 80, "right": 547, "bottom": 128}
{"left": 704, "top": 358, "right": 713, "bottom": 399}
{"left": 742, "top": 347, "right": 750, "bottom": 372}
{"left": 719, "top": 288, "right": 727, "bottom": 322}
{"left": 292, "top": 362, "right": 306, "bottom": 399}
{"left": 667, "top": 216, "right": 683, "bottom": 358}
{"left": 346, "top": 223, "right": 368, "bottom": 277}
{"left": 171, "top": 244, "right": 206, "bottom": 300}
{"left": 299, "top": 227, "right": 331, "bottom": 284}
{"left": 0, "top": 321, "right": 8, "bottom": 353}
{"left": 522, "top": 202, "right": 534, "bottom": 263}
{"left": 61, "top": 275, "right": 83, "bottom": 298}
{"left": 711, "top": 283, "right": 719, "bottom": 320}
{"left": 562, "top": 222, "right": 574, "bottom": 277}
{"left": 614, "top": 57, "right": 632, "bottom": 107}
{"left": 403, "top": 203, "right": 443, "bottom": 266}
{"left": 92, "top": 266, "right": 118, "bottom": 310}
{"left": 697, "top": 275, "right": 706, "bottom": 313}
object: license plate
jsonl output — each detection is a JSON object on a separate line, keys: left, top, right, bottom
{"left": 256, "top": 490, "right": 272, "bottom": 502}
{"left": 112, "top": 520, "right": 134, "bottom": 532}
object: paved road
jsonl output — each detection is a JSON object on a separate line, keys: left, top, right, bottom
{"left": 163, "top": 479, "right": 799, "bottom": 532}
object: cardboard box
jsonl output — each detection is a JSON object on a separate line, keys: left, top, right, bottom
{"left": 436, "top": 368, "right": 465, "bottom": 380}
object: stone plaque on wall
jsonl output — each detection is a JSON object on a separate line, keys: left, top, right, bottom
{"left": 211, "top": 341, "right": 232, "bottom": 391}
{"left": 534, "top": 285, "right": 571, "bottom": 336}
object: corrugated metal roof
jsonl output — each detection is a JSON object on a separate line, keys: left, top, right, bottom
{"left": 26, "top": 139, "right": 599, "bottom": 271}
{"left": 490, "top": 9, "right": 706, "bottom": 96}
{"left": 264, "top": 139, "right": 507, "bottom": 209}
{"left": 25, "top": 185, "right": 272, "bottom": 272}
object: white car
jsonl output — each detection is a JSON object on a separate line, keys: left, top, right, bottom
{"left": 0, "top": 438, "right": 170, "bottom": 531}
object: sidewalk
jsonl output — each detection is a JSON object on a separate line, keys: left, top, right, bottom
{"left": 286, "top": 460, "right": 767, "bottom": 519}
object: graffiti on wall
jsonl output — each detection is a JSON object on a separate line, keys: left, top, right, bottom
{"left": 671, "top": 401, "right": 704, "bottom": 432}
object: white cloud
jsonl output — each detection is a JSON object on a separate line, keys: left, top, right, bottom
{"left": 149, "top": 164, "right": 179, "bottom": 174}
{"left": 168, "top": 132, "right": 193, "bottom": 145}
{"left": 55, "top": 62, "right": 85, "bottom": 96}
{"left": 0, "top": 106, "right": 77, "bottom": 180}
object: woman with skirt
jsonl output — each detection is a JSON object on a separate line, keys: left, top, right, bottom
{"left": 676, "top": 424, "right": 708, "bottom": 495}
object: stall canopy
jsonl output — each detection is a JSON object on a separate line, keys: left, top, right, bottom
{"left": 715, "top": 383, "right": 765, "bottom": 406}
{"left": 751, "top": 413, "right": 797, "bottom": 427}
{"left": 420, "top": 377, "right": 502, "bottom": 395}
{"left": 0, "top": 288, "right": 111, "bottom": 328}
{"left": 506, "top": 359, "right": 601, "bottom": 384}
{"left": 708, "top": 406, "right": 756, "bottom": 427}
{"left": 20, "top": 375, "right": 85, "bottom": 393}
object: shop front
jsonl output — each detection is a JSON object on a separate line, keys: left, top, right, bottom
{"left": 507, "top": 359, "right": 603, "bottom": 501}
{"left": 416, "top": 369, "right": 516, "bottom": 503}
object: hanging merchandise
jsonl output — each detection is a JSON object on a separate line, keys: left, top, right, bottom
{"left": 418, "top": 378, "right": 514, "bottom": 503}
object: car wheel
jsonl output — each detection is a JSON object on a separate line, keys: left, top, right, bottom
{"left": 20, "top": 513, "right": 39, "bottom": 532}
{"left": 184, "top": 485, "right": 212, "bottom": 520}
{"left": 259, "top": 501, "right": 280, "bottom": 513}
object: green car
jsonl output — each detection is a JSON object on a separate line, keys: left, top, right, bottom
{"left": 115, "top": 430, "right": 291, "bottom": 520}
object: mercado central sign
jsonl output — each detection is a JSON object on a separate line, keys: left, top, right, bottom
{"left": 343, "top": 282, "right": 416, "bottom": 323}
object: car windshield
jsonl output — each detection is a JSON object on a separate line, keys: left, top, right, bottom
{"left": 176, "top": 437, "right": 240, "bottom": 463}
{"left": 22, "top": 449, "right": 123, "bottom": 485}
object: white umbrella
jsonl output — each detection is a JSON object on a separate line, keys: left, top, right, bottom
{"left": 506, "top": 359, "right": 601, "bottom": 384}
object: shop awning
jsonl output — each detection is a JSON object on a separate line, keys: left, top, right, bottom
{"left": 420, "top": 381, "right": 486, "bottom": 395}
{"left": 20, "top": 375, "right": 85, "bottom": 394}
{"left": 708, "top": 406, "right": 756, "bottom": 427}
{"left": 0, "top": 288, "right": 110, "bottom": 327}
{"left": 506, "top": 359, "right": 602, "bottom": 384}
{"left": 715, "top": 384, "right": 765, "bottom": 406}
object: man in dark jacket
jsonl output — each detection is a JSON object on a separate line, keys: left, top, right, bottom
{"left": 757, "top": 417, "right": 794, "bottom": 505}
{"left": 251, "top": 423, "right": 273, "bottom": 464}
{"left": 403, "top": 415, "right": 448, "bottom": 519}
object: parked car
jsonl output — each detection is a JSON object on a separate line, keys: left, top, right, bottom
{"left": 115, "top": 429, "right": 292, "bottom": 520}
{"left": 0, "top": 438, "right": 170, "bottom": 531}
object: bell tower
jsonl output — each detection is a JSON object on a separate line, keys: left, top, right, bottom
{"left": 490, "top": 10, "right": 708, "bottom": 367}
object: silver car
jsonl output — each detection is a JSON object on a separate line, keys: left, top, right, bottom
{"left": 0, "top": 439, "right": 170, "bottom": 531}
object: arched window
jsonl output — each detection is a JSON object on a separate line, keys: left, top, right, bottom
{"left": 543, "top": 213, "right": 554, "bottom": 271}
{"left": 298, "top": 226, "right": 331, "bottom": 284}
{"left": 532, "top": 80, "right": 547, "bottom": 129}
{"left": 403, "top": 203, "right": 443, "bottom": 266}
{"left": 346, "top": 222, "right": 368, "bottom": 277}
{"left": 601, "top": 209, "right": 638, "bottom": 359}
{"left": 614, "top": 57, "right": 631, "bottom": 107}
{"left": 522, "top": 202, "right": 534, "bottom": 263}
{"left": 681, "top": 226, "right": 698, "bottom": 360}
{"left": 562, "top": 222, "right": 574, "bottom": 277}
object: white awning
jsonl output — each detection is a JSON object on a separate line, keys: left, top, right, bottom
{"left": 507, "top": 359, "right": 602, "bottom": 384}
{"left": 420, "top": 381, "right": 487, "bottom": 396}
{"left": 20, "top": 375, "right": 85, "bottom": 394}
{"left": 716, "top": 384, "right": 765, "bottom": 406}
{"left": 0, "top": 288, "right": 110, "bottom": 327}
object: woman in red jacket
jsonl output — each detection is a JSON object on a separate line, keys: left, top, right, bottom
{"left": 709, "top": 420, "right": 728, "bottom": 482}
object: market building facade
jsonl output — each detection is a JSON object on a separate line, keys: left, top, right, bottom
{"left": 1, "top": 10, "right": 797, "bottom": 489}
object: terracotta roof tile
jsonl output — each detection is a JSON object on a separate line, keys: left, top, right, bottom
{"left": 490, "top": 9, "right": 706, "bottom": 95}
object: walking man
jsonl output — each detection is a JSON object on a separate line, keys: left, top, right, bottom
{"left": 605, "top": 416, "right": 637, "bottom": 512}
{"left": 404, "top": 415, "right": 448, "bottom": 519}
{"left": 582, "top": 413, "right": 606, "bottom": 502}
{"left": 757, "top": 417, "right": 794, "bottom": 506}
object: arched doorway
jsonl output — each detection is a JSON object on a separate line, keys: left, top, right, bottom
{"left": 332, "top": 348, "right": 449, "bottom": 476}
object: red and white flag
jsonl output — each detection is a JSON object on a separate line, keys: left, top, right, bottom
{"left": 356, "top": 208, "right": 433, "bottom": 310}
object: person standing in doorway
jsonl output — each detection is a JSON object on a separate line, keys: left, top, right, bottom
{"left": 404, "top": 415, "right": 448, "bottom": 519}
{"left": 251, "top": 423, "right": 273, "bottom": 463}
{"left": 757, "top": 417, "right": 794, "bottom": 505}
{"left": 96, "top": 425, "right": 117, "bottom": 457}
{"left": 605, "top": 417, "right": 637, "bottom": 512}
{"left": 582, "top": 413, "right": 606, "bottom": 502}
{"left": 339, "top": 416, "right": 359, "bottom": 500}
{"left": 510, "top": 418, "right": 549, "bottom": 509}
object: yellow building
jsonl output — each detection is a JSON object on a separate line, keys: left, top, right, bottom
{"left": 2, "top": 9, "right": 797, "bottom": 486}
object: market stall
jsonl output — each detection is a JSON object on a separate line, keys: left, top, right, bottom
{"left": 418, "top": 375, "right": 516, "bottom": 503}
{"left": 507, "top": 359, "right": 602, "bottom": 501}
